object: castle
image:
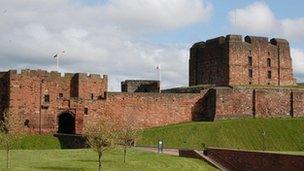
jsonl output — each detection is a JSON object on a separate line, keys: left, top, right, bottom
{"left": 0, "top": 34, "right": 303, "bottom": 135}
{"left": 189, "top": 35, "right": 295, "bottom": 86}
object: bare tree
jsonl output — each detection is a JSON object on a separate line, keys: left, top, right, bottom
{"left": 117, "top": 113, "right": 142, "bottom": 163}
{"left": 0, "top": 109, "right": 23, "bottom": 169}
{"left": 84, "top": 116, "right": 118, "bottom": 171}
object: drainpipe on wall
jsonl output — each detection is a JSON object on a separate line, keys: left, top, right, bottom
{"left": 39, "top": 79, "right": 44, "bottom": 134}
{"left": 277, "top": 47, "right": 281, "bottom": 86}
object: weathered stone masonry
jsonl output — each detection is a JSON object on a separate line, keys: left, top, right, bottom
{"left": 0, "top": 69, "right": 205, "bottom": 134}
{"left": 189, "top": 35, "right": 295, "bottom": 86}
{"left": 0, "top": 34, "right": 303, "bottom": 135}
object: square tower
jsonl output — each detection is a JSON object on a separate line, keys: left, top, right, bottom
{"left": 189, "top": 35, "right": 295, "bottom": 87}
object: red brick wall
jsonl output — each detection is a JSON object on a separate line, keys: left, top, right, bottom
{"left": 77, "top": 73, "right": 107, "bottom": 100}
{"left": 190, "top": 35, "right": 295, "bottom": 87}
{"left": 215, "top": 88, "right": 253, "bottom": 119}
{"left": 255, "top": 89, "right": 291, "bottom": 117}
{"left": 2, "top": 68, "right": 304, "bottom": 135}
{"left": 102, "top": 92, "right": 203, "bottom": 128}
{"left": 205, "top": 148, "right": 304, "bottom": 171}
{"left": 293, "top": 91, "right": 304, "bottom": 117}
{"left": 214, "top": 87, "right": 302, "bottom": 120}
{"left": 7, "top": 69, "right": 107, "bottom": 134}
{"left": 189, "top": 37, "right": 229, "bottom": 86}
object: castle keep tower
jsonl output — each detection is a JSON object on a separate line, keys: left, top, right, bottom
{"left": 189, "top": 35, "right": 295, "bottom": 86}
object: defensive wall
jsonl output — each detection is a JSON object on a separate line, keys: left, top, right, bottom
{"left": 197, "top": 86, "right": 304, "bottom": 121}
{"left": 0, "top": 69, "right": 207, "bottom": 134}
{"left": 1, "top": 69, "right": 304, "bottom": 135}
{"left": 0, "top": 35, "right": 303, "bottom": 135}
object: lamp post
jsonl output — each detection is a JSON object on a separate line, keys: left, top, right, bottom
{"left": 261, "top": 130, "right": 266, "bottom": 151}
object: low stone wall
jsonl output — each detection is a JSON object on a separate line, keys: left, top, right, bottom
{"left": 205, "top": 148, "right": 304, "bottom": 171}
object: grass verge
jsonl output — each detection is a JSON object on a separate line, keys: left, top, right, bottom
{"left": 139, "top": 117, "right": 304, "bottom": 151}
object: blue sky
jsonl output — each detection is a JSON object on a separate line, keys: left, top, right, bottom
{"left": 84, "top": 0, "right": 304, "bottom": 47}
{"left": 1, "top": 0, "right": 304, "bottom": 90}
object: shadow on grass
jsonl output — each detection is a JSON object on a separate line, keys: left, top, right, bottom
{"left": 35, "top": 166, "right": 89, "bottom": 171}
{"left": 75, "top": 159, "right": 112, "bottom": 163}
{"left": 53, "top": 134, "right": 88, "bottom": 149}
{"left": 75, "top": 159, "right": 97, "bottom": 163}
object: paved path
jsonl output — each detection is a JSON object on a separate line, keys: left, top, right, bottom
{"left": 135, "top": 147, "right": 179, "bottom": 156}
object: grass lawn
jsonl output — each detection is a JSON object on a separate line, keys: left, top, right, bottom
{"left": 0, "top": 148, "right": 216, "bottom": 171}
{"left": 139, "top": 117, "right": 304, "bottom": 151}
{"left": 14, "top": 135, "right": 61, "bottom": 150}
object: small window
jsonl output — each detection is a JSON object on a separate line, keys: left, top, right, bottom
{"left": 249, "top": 81, "right": 252, "bottom": 85}
{"left": 249, "top": 50, "right": 252, "bottom": 55}
{"left": 84, "top": 108, "right": 89, "bottom": 115}
{"left": 267, "top": 58, "right": 271, "bottom": 67}
{"left": 59, "top": 93, "right": 63, "bottom": 98}
{"left": 249, "top": 69, "right": 253, "bottom": 78}
{"left": 268, "top": 51, "right": 270, "bottom": 56}
{"left": 24, "top": 119, "right": 30, "bottom": 127}
{"left": 268, "top": 71, "right": 272, "bottom": 79}
{"left": 90, "top": 93, "right": 94, "bottom": 100}
{"left": 248, "top": 56, "right": 253, "bottom": 66}
{"left": 44, "top": 95, "right": 50, "bottom": 103}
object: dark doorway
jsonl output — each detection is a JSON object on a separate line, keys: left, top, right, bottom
{"left": 191, "top": 89, "right": 216, "bottom": 121}
{"left": 58, "top": 112, "right": 75, "bottom": 134}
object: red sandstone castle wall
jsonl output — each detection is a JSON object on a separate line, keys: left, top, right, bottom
{"left": 255, "top": 89, "right": 291, "bottom": 117}
{"left": 215, "top": 88, "right": 253, "bottom": 119}
{"left": 214, "top": 87, "right": 304, "bottom": 119}
{"left": 100, "top": 92, "right": 204, "bottom": 128}
{"left": 190, "top": 35, "right": 295, "bottom": 87}
{"left": 189, "top": 37, "right": 229, "bottom": 86}
{"left": 293, "top": 91, "right": 304, "bottom": 117}
{"left": 7, "top": 69, "right": 107, "bottom": 134}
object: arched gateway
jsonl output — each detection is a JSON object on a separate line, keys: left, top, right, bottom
{"left": 57, "top": 112, "right": 75, "bottom": 134}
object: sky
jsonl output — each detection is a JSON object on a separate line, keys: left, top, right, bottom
{"left": 0, "top": 0, "right": 304, "bottom": 91}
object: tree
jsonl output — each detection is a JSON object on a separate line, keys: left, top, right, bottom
{"left": 0, "top": 109, "right": 23, "bottom": 169}
{"left": 117, "top": 113, "right": 142, "bottom": 163}
{"left": 84, "top": 117, "right": 118, "bottom": 171}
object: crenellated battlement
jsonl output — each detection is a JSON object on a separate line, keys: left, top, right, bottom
{"left": 7, "top": 69, "right": 107, "bottom": 80}
{"left": 193, "top": 34, "right": 289, "bottom": 48}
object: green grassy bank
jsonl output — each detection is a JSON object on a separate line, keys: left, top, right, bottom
{"left": 139, "top": 117, "right": 304, "bottom": 151}
{"left": 10, "top": 117, "right": 304, "bottom": 151}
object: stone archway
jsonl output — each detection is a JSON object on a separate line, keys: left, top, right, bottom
{"left": 57, "top": 112, "right": 75, "bottom": 134}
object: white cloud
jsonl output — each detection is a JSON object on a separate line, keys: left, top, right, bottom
{"left": 228, "top": 2, "right": 304, "bottom": 39}
{"left": 0, "top": 0, "right": 212, "bottom": 91}
{"left": 281, "top": 18, "right": 304, "bottom": 40}
{"left": 291, "top": 48, "right": 304, "bottom": 82}
{"left": 228, "top": 2, "right": 304, "bottom": 82}
{"left": 228, "top": 2, "right": 278, "bottom": 33}
{"left": 102, "top": 0, "right": 213, "bottom": 32}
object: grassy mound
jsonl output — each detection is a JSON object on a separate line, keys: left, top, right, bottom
{"left": 14, "top": 135, "right": 61, "bottom": 150}
{"left": 0, "top": 149, "right": 216, "bottom": 171}
{"left": 139, "top": 118, "right": 304, "bottom": 151}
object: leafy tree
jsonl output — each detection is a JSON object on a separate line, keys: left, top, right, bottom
{"left": 0, "top": 109, "right": 23, "bottom": 169}
{"left": 84, "top": 117, "right": 118, "bottom": 171}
